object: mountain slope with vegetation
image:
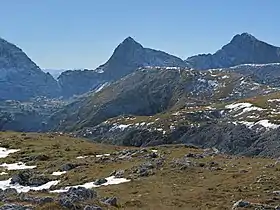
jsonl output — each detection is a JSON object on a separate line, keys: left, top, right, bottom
{"left": 0, "top": 132, "right": 280, "bottom": 209}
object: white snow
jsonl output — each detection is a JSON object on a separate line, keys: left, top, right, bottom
{"left": 110, "top": 124, "right": 132, "bottom": 131}
{"left": 172, "top": 112, "right": 181, "bottom": 116}
{"left": 268, "top": 99, "right": 280, "bottom": 102}
{"left": 76, "top": 156, "right": 88, "bottom": 159}
{"left": 52, "top": 171, "right": 67, "bottom": 176}
{"left": 0, "top": 178, "right": 59, "bottom": 193}
{"left": 238, "top": 121, "right": 255, "bottom": 128}
{"left": 95, "top": 82, "right": 109, "bottom": 93}
{"left": 221, "top": 75, "right": 229, "bottom": 79}
{"left": 165, "top": 67, "right": 180, "bottom": 70}
{"left": 247, "top": 115, "right": 258, "bottom": 119}
{"left": 96, "top": 154, "right": 110, "bottom": 158}
{"left": 239, "top": 106, "right": 263, "bottom": 114}
{"left": 0, "top": 172, "right": 8, "bottom": 175}
{"left": 94, "top": 68, "right": 104, "bottom": 73}
{"left": 151, "top": 150, "right": 158, "bottom": 153}
{"left": 225, "top": 102, "right": 263, "bottom": 115}
{"left": 0, "top": 147, "right": 20, "bottom": 158}
{"left": 237, "top": 120, "right": 279, "bottom": 129}
{"left": 226, "top": 103, "right": 252, "bottom": 111}
{"left": 256, "top": 120, "right": 280, "bottom": 129}
{"left": 232, "top": 63, "right": 280, "bottom": 68}
{"left": 50, "top": 176, "right": 130, "bottom": 193}
{"left": 0, "top": 162, "right": 36, "bottom": 170}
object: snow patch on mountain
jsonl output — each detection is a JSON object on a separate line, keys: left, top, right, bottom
{"left": 0, "top": 162, "right": 37, "bottom": 170}
{"left": 0, "top": 147, "right": 20, "bottom": 158}
{"left": 0, "top": 178, "right": 59, "bottom": 193}
{"left": 50, "top": 176, "right": 130, "bottom": 193}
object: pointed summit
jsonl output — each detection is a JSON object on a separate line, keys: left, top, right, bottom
{"left": 118, "top": 36, "right": 143, "bottom": 49}
{"left": 94, "top": 36, "right": 186, "bottom": 79}
{"left": 122, "top": 36, "right": 137, "bottom": 43}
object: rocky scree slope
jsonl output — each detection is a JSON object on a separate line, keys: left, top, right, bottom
{"left": 0, "top": 38, "right": 60, "bottom": 100}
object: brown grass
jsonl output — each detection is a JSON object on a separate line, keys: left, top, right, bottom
{"left": 0, "top": 132, "right": 279, "bottom": 209}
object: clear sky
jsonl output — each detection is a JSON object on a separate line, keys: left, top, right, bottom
{"left": 1, "top": 0, "right": 279, "bottom": 69}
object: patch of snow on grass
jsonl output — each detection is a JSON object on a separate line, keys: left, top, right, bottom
{"left": 226, "top": 103, "right": 252, "bottom": 111}
{"left": 172, "top": 112, "right": 181, "bottom": 116}
{"left": 0, "top": 178, "right": 59, "bottom": 193}
{"left": 0, "top": 147, "right": 20, "bottom": 158}
{"left": 52, "top": 171, "right": 67, "bottom": 176}
{"left": 247, "top": 115, "right": 258, "bottom": 119}
{"left": 96, "top": 154, "right": 110, "bottom": 158}
{"left": 50, "top": 176, "right": 130, "bottom": 193}
{"left": 0, "top": 162, "right": 36, "bottom": 170}
{"left": 0, "top": 172, "right": 7, "bottom": 175}
{"left": 226, "top": 102, "right": 264, "bottom": 116}
{"left": 76, "top": 156, "right": 88, "bottom": 159}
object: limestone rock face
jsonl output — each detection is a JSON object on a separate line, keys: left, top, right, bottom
{"left": 0, "top": 38, "right": 60, "bottom": 100}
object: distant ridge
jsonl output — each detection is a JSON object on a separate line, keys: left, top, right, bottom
{"left": 186, "top": 33, "right": 280, "bottom": 69}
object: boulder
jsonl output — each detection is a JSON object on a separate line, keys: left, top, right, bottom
{"left": 3, "top": 188, "right": 18, "bottom": 196}
{"left": 171, "top": 157, "right": 193, "bottom": 170}
{"left": 84, "top": 205, "right": 103, "bottom": 210}
{"left": 11, "top": 171, "right": 50, "bottom": 187}
{"left": 0, "top": 204, "right": 32, "bottom": 210}
{"left": 60, "top": 163, "right": 77, "bottom": 171}
{"left": 103, "top": 197, "right": 118, "bottom": 207}
{"left": 94, "top": 178, "right": 107, "bottom": 185}
{"left": 59, "top": 187, "right": 97, "bottom": 209}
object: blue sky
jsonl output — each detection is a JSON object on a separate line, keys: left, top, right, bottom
{"left": 1, "top": 0, "right": 279, "bottom": 69}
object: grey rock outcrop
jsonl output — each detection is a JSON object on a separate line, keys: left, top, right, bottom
{"left": 0, "top": 38, "right": 60, "bottom": 100}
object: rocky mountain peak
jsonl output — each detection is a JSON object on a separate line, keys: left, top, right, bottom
{"left": 225, "top": 33, "right": 260, "bottom": 50}
{"left": 0, "top": 37, "right": 40, "bottom": 71}
{"left": 113, "top": 36, "right": 143, "bottom": 56}
{"left": 95, "top": 36, "right": 186, "bottom": 80}
{"left": 230, "top": 32, "right": 257, "bottom": 43}
{"left": 0, "top": 37, "right": 60, "bottom": 100}
{"left": 121, "top": 36, "right": 142, "bottom": 46}
{"left": 186, "top": 32, "right": 280, "bottom": 70}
